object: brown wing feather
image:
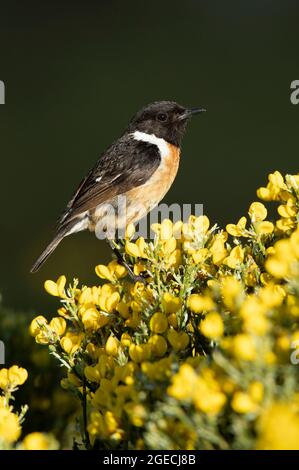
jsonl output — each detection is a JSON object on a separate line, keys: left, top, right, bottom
{"left": 57, "top": 134, "right": 161, "bottom": 228}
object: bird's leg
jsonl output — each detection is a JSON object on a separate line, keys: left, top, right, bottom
{"left": 106, "top": 238, "right": 146, "bottom": 283}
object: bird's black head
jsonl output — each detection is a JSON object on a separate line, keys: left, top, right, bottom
{"left": 127, "top": 101, "right": 206, "bottom": 147}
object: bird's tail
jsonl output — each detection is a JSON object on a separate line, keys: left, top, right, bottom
{"left": 30, "top": 233, "right": 65, "bottom": 273}
{"left": 31, "top": 215, "right": 89, "bottom": 273}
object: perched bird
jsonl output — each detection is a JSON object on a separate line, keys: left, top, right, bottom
{"left": 31, "top": 101, "right": 205, "bottom": 276}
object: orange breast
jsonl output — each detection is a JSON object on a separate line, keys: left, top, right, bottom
{"left": 89, "top": 143, "right": 181, "bottom": 232}
{"left": 124, "top": 143, "right": 180, "bottom": 224}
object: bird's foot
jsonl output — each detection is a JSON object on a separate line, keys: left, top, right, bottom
{"left": 123, "top": 260, "right": 146, "bottom": 284}
{"left": 107, "top": 239, "right": 151, "bottom": 284}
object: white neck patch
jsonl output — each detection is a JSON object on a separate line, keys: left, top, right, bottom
{"left": 132, "top": 130, "right": 169, "bottom": 158}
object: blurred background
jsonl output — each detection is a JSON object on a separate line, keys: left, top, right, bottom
{"left": 0, "top": 0, "right": 298, "bottom": 313}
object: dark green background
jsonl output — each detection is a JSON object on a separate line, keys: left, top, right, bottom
{"left": 0, "top": 0, "right": 298, "bottom": 312}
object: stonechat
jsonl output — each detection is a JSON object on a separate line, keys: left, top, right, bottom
{"left": 31, "top": 101, "right": 205, "bottom": 275}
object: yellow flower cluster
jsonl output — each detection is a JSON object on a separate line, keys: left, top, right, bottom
{"left": 0, "top": 365, "right": 28, "bottom": 392}
{"left": 31, "top": 171, "right": 299, "bottom": 450}
{"left": 0, "top": 365, "right": 27, "bottom": 447}
{"left": 0, "top": 364, "right": 58, "bottom": 450}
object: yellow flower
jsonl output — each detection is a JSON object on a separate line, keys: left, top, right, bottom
{"left": 0, "top": 408, "right": 21, "bottom": 443}
{"left": 259, "top": 284, "right": 285, "bottom": 308}
{"left": 264, "top": 351, "right": 277, "bottom": 365}
{"left": 164, "top": 246, "right": 182, "bottom": 269}
{"left": 256, "top": 403, "right": 299, "bottom": 449}
{"left": 7, "top": 366, "right": 28, "bottom": 387}
{"left": 142, "top": 357, "right": 172, "bottom": 381}
{"left": 265, "top": 246, "right": 276, "bottom": 256}
{"left": 84, "top": 363, "right": 104, "bottom": 383}
{"left": 286, "top": 173, "right": 299, "bottom": 191}
{"left": 231, "top": 391, "right": 257, "bottom": 414}
{"left": 276, "top": 217, "right": 296, "bottom": 232}
{"left": 81, "top": 308, "right": 110, "bottom": 330}
{"left": 95, "top": 260, "right": 127, "bottom": 281}
{"left": 125, "top": 223, "right": 135, "bottom": 239}
{"left": 29, "top": 315, "right": 51, "bottom": 344}
{"left": 240, "top": 296, "right": 266, "bottom": 317}
{"left": 167, "top": 330, "right": 189, "bottom": 352}
{"left": 29, "top": 315, "right": 48, "bottom": 337}
{"left": 0, "top": 368, "right": 9, "bottom": 389}
{"left": 193, "top": 369, "right": 226, "bottom": 415}
{"left": 125, "top": 241, "right": 141, "bottom": 258}
{"left": 265, "top": 235, "right": 299, "bottom": 278}
{"left": 44, "top": 275, "right": 67, "bottom": 298}
{"left": 99, "top": 291, "right": 120, "bottom": 313}
{"left": 224, "top": 245, "right": 244, "bottom": 269}
{"left": 109, "top": 260, "right": 127, "bottom": 279}
{"left": 255, "top": 221, "right": 274, "bottom": 235}
{"left": 161, "top": 292, "right": 181, "bottom": 313}
{"left": 168, "top": 313, "right": 178, "bottom": 328}
{"left": 187, "top": 294, "right": 215, "bottom": 313}
{"left": 167, "top": 364, "right": 198, "bottom": 400}
{"left": 78, "top": 286, "right": 100, "bottom": 305}
{"left": 124, "top": 403, "right": 147, "bottom": 427}
{"left": 226, "top": 216, "right": 247, "bottom": 237}
{"left": 266, "top": 258, "right": 289, "bottom": 279}
{"left": 95, "top": 264, "right": 115, "bottom": 282}
{"left": 221, "top": 276, "right": 243, "bottom": 310}
{"left": 287, "top": 295, "right": 299, "bottom": 317}
{"left": 278, "top": 199, "right": 297, "bottom": 218}
{"left": 249, "top": 382, "right": 264, "bottom": 403}
{"left": 149, "top": 312, "right": 168, "bottom": 334}
{"left": 194, "top": 215, "right": 210, "bottom": 233}
{"left": 60, "top": 332, "right": 83, "bottom": 354}
{"left": 129, "top": 343, "right": 151, "bottom": 363}
{"left": 125, "top": 237, "right": 147, "bottom": 259}
{"left": 172, "top": 220, "right": 183, "bottom": 238}
{"left": 194, "top": 382, "right": 226, "bottom": 415}
{"left": 160, "top": 219, "right": 173, "bottom": 240}
{"left": 117, "top": 301, "right": 130, "bottom": 319}
{"left": 210, "top": 232, "right": 228, "bottom": 265}
{"left": 21, "top": 432, "right": 58, "bottom": 450}
{"left": 257, "top": 186, "right": 271, "bottom": 201}
{"left": 104, "top": 411, "right": 118, "bottom": 434}
{"left": 120, "top": 332, "right": 132, "bottom": 348}
{"left": 276, "top": 334, "right": 290, "bottom": 352}
{"left": 268, "top": 170, "right": 287, "bottom": 190}
{"left": 87, "top": 410, "right": 121, "bottom": 441}
{"left": 200, "top": 312, "right": 224, "bottom": 339}
{"left": 0, "top": 366, "right": 28, "bottom": 390}
{"left": 49, "top": 317, "right": 66, "bottom": 336}
{"left": 192, "top": 248, "right": 209, "bottom": 264}
{"left": 248, "top": 202, "right": 267, "bottom": 222}
{"left": 257, "top": 171, "right": 287, "bottom": 201}
{"left": 232, "top": 334, "right": 256, "bottom": 361}
{"left": 243, "top": 311, "right": 269, "bottom": 335}
{"left": 105, "top": 335, "right": 119, "bottom": 357}
{"left": 148, "top": 335, "right": 168, "bottom": 357}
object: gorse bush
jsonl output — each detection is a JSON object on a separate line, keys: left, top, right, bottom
{"left": 0, "top": 301, "right": 77, "bottom": 449}
{"left": 28, "top": 171, "right": 299, "bottom": 450}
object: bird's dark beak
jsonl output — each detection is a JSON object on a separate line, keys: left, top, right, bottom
{"left": 177, "top": 107, "right": 206, "bottom": 121}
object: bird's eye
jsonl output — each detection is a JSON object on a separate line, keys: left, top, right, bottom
{"left": 157, "top": 112, "right": 168, "bottom": 122}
